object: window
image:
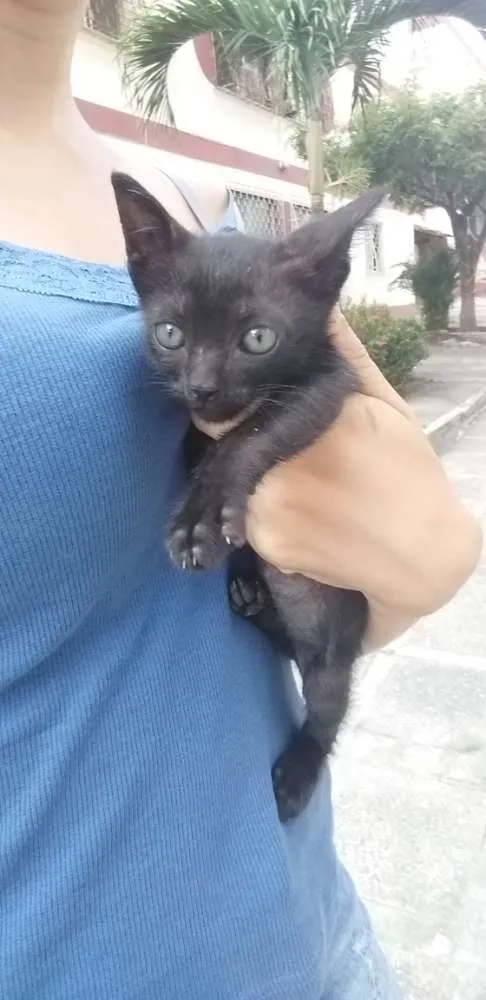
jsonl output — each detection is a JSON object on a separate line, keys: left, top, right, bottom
{"left": 230, "top": 191, "right": 286, "bottom": 240}
{"left": 364, "top": 222, "right": 384, "bottom": 275}
{"left": 83, "top": 0, "right": 123, "bottom": 38}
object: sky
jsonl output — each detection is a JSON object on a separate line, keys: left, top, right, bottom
{"left": 381, "top": 19, "right": 486, "bottom": 94}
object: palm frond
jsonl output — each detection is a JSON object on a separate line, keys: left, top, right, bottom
{"left": 119, "top": 0, "right": 486, "bottom": 128}
{"left": 120, "top": 0, "right": 358, "bottom": 123}
{"left": 351, "top": 37, "right": 386, "bottom": 110}
{"left": 120, "top": 0, "right": 246, "bottom": 119}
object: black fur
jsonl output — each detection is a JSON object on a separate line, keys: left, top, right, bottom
{"left": 112, "top": 173, "right": 385, "bottom": 821}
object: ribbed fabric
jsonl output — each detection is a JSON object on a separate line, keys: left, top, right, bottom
{"left": 0, "top": 241, "right": 340, "bottom": 1000}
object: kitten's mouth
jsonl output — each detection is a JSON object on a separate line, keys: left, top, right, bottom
{"left": 191, "top": 400, "right": 259, "bottom": 438}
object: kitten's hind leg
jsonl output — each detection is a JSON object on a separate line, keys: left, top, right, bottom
{"left": 270, "top": 584, "right": 368, "bottom": 821}
{"left": 229, "top": 562, "right": 296, "bottom": 659}
{"left": 272, "top": 718, "right": 325, "bottom": 822}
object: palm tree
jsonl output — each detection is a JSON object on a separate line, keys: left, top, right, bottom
{"left": 120, "top": 0, "right": 486, "bottom": 216}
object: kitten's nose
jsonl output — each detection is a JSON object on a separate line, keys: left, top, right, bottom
{"left": 187, "top": 385, "right": 218, "bottom": 406}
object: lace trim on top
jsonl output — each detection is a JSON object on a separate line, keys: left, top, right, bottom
{"left": 0, "top": 240, "right": 138, "bottom": 307}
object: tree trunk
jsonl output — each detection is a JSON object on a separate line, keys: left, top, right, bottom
{"left": 306, "top": 118, "right": 324, "bottom": 216}
{"left": 451, "top": 212, "right": 479, "bottom": 332}
{"left": 459, "top": 271, "right": 477, "bottom": 332}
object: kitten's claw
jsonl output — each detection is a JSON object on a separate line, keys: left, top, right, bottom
{"left": 221, "top": 505, "right": 246, "bottom": 549}
{"left": 167, "top": 519, "right": 224, "bottom": 571}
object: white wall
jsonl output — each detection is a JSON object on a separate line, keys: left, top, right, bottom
{"left": 78, "top": 23, "right": 479, "bottom": 311}
{"left": 167, "top": 41, "right": 301, "bottom": 168}
{"left": 72, "top": 30, "right": 310, "bottom": 205}
{"left": 107, "top": 135, "right": 311, "bottom": 207}
{"left": 344, "top": 206, "right": 416, "bottom": 308}
{"left": 72, "top": 30, "right": 130, "bottom": 111}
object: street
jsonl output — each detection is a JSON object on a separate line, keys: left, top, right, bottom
{"left": 332, "top": 410, "right": 486, "bottom": 1000}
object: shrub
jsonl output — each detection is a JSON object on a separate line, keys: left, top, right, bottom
{"left": 343, "top": 301, "right": 427, "bottom": 389}
{"left": 393, "top": 248, "right": 459, "bottom": 331}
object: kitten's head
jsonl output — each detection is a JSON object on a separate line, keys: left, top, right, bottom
{"left": 112, "top": 173, "right": 385, "bottom": 422}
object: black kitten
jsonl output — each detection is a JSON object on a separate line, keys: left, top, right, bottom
{"left": 112, "top": 173, "right": 385, "bottom": 821}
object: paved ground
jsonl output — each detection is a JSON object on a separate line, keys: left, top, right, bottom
{"left": 331, "top": 409, "right": 486, "bottom": 1000}
{"left": 406, "top": 342, "right": 486, "bottom": 428}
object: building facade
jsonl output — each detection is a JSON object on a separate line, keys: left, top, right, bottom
{"left": 75, "top": 2, "right": 485, "bottom": 315}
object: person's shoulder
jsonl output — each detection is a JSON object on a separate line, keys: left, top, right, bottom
{"left": 111, "top": 152, "right": 229, "bottom": 233}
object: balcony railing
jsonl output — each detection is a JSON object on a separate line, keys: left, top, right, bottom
{"left": 83, "top": 0, "right": 127, "bottom": 39}
{"left": 214, "top": 40, "right": 335, "bottom": 128}
{"left": 215, "top": 41, "right": 295, "bottom": 117}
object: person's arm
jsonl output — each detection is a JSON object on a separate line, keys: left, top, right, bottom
{"left": 245, "top": 312, "right": 483, "bottom": 651}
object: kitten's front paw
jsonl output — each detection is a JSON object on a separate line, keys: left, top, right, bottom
{"left": 221, "top": 505, "right": 246, "bottom": 550}
{"left": 168, "top": 513, "right": 225, "bottom": 571}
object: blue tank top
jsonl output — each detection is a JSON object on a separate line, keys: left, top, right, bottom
{"left": 0, "top": 240, "right": 339, "bottom": 1000}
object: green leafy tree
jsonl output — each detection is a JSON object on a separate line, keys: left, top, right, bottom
{"left": 340, "top": 85, "right": 486, "bottom": 330}
{"left": 120, "top": 0, "right": 486, "bottom": 218}
{"left": 393, "top": 248, "right": 459, "bottom": 330}
{"left": 292, "top": 124, "right": 371, "bottom": 195}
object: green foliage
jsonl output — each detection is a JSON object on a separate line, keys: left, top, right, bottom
{"left": 119, "top": 0, "right": 483, "bottom": 123}
{"left": 343, "top": 301, "right": 427, "bottom": 388}
{"left": 120, "top": 0, "right": 486, "bottom": 221}
{"left": 341, "top": 84, "right": 486, "bottom": 329}
{"left": 393, "top": 248, "right": 459, "bottom": 330}
{"left": 345, "top": 84, "right": 486, "bottom": 217}
{"left": 292, "top": 124, "right": 370, "bottom": 195}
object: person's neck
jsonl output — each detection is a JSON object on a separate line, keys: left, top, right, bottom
{"left": 0, "top": 0, "right": 83, "bottom": 139}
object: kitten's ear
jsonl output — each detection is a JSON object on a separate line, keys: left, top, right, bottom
{"left": 111, "top": 172, "right": 190, "bottom": 296}
{"left": 275, "top": 185, "right": 387, "bottom": 301}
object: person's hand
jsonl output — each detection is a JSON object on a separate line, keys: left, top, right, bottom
{"left": 244, "top": 311, "right": 483, "bottom": 650}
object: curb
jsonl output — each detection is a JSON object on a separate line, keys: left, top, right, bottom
{"left": 424, "top": 389, "right": 486, "bottom": 455}
{"left": 435, "top": 332, "right": 486, "bottom": 345}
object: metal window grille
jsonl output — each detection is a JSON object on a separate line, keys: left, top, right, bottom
{"left": 349, "top": 224, "right": 365, "bottom": 263}
{"left": 364, "top": 222, "right": 384, "bottom": 275}
{"left": 290, "top": 204, "right": 311, "bottom": 229}
{"left": 230, "top": 190, "right": 287, "bottom": 239}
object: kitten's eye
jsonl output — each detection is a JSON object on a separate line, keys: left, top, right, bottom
{"left": 153, "top": 322, "right": 185, "bottom": 350}
{"left": 241, "top": 327, "right": 278, "bottom": 355}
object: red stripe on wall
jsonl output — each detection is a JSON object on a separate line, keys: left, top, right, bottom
{"left": 76, "top": 99, "right": 308, "bottom": 187}
{"left": 193, "top": 34, "right": 217, "bottom": 85}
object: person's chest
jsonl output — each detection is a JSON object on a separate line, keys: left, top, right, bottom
{"left": 0, "top": 277, "right": 188, "bottom": 669}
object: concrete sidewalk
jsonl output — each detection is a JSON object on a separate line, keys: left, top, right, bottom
{"left": 331, "top": 411, "right": 486, "bottom": 1000}
{"left": 406, "top": 342, "right": 486, "bottom": 428}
